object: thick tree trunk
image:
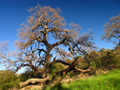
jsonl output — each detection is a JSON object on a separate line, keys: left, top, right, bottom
{"left": 19, "top": 75, "right": 49, "bottom": 87}
{"left": 42, "top": 53, "right": 52, "bottom": 77}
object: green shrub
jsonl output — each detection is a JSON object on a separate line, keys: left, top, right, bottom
{"left": 19, "top": 70, "right": 38, "bottom": 82}
{"left": 76, "top": 55, "right": 89, "bottom": 69}
{"left": 0, "top": 70, "right": 20, "bottom": 90}
{"left": 66, "top": 71, "right": 80, "bottom": 77}
{"left": 83, "top": 48, "right": 120, "bottom": 71}
{"left": 99, "top": 49, "right": 120, "bottom": 69}
{"left": 49, "top": 63, "right": 65, "bottom": 74}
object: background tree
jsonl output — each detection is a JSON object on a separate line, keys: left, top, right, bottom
{"left": 0, "top": 4, "right": 95, "bottom": 79}
{"left": 101, "top": 14, "right": 120, "bottom": 45}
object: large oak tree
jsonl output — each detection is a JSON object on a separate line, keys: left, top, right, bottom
{"left": 0, "top": 4, "right": 95, "bottom": 79}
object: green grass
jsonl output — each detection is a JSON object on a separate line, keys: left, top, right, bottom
{"left": 44, "top": 69, "right": 120, "bottom": 90}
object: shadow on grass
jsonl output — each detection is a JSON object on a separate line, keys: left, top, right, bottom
{"left": 50, "top": 83, "right": 71, "bottom": 90}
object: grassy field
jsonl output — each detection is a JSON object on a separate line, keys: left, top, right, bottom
{"left": 44, "top": 69, "right": 120, "bottom": 90}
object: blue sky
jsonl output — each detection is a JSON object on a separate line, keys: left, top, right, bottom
{"left": 0, "top": 0, "right": 120, "bottom": 71}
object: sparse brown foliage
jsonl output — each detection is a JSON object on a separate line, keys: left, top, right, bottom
{"left": 101, "top": 14, "right": 120, "bottom": 45}
{"left": 0, "top": 4, "right": 95, "bottom": 80}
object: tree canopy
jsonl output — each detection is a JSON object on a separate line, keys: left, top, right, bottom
{"left": 0, "top": 4, "right": 95, "bottom": 78}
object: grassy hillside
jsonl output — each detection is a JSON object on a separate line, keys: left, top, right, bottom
{"left": 44, "top": 69, "right": 120, "bottom": 90}
{"left": 0, "top": 70, "right": 20, "bottom": 90}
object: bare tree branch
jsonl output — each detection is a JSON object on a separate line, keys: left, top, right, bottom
{"left": 102, "top": 14, "right": 120, "bottom": 45}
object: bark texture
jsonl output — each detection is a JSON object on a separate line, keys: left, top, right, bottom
{"left": 19, "top": 75, "right": 49, "bottom": 87}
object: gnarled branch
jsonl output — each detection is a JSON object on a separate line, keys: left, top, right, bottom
{"left": 19, "top": 75, "right": 49, "bottom": 87}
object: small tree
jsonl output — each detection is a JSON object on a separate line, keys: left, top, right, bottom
{"left": 101, "top": 14, "right": 120, "bottom": 45}
{"left": 0, "top": 4, "right": 95, "bottom": 81}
